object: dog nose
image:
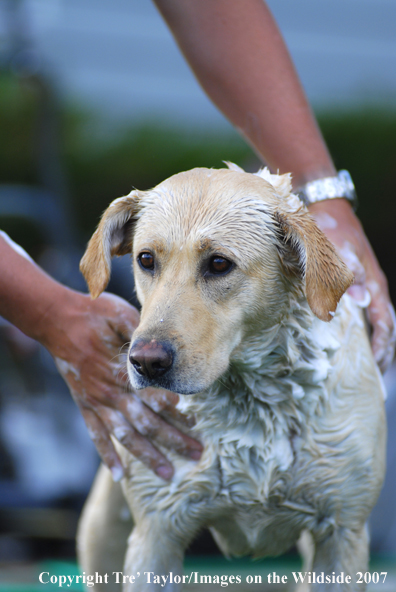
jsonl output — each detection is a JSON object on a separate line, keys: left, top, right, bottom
{"left": 129, "top": 340, "right": 173, "bottom": 379}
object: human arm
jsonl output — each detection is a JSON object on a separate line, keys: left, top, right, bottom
{"left": 152, "top": 0, "right": 395, "bottom": 371}
{"left": 0, "top": 233, "right": 202, "bottom": 480}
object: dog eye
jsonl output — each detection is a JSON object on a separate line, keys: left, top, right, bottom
{"left": 208, "top": 256, "right": 233, "bottom": 275}
{"left": 138, "top": 252, "right": 155, "bottom": 270}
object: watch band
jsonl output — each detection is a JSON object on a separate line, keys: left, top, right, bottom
{"left": 297, "top": 170, "right": 358, "bottom": 211}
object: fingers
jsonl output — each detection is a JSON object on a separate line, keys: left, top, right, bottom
{"left": 71, "top": 380, "right": 202, "bottom": 480}
{"left": 99, "top": 293, "right": 140, "bottom": 342}
{"left": 97, "top": 407, "right": 174, "bottom": 480}
{"left": 339, "top": 243, "right": 371, "bottom": 304}
{"left": 61, "top": 360, "right": 203, "bottom": 479}
{"left": 362, "top": 244, "right": 396, "bottom": 373}
{"left": 78, "top": 396, "right": 178, "bottom": 481}
{"left": 159, "top": 404, "right": 197, "bottom": 428}
{"left": 117, "top": 392, "right": 203, "bottom": 459}
{"left": 77, "top": 405, "right": 125, "bottom": 482}
{"left": 367, "top": 291, "right": 396, "bottom": 374}
{"left": 138, "top": 387, "right": 196, "bottom": 428}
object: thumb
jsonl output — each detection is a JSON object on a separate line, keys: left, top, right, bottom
{"left": 339, "top": 244, "right": 371, "bottom": 306}
{"left": 99, "top": 292, "right": 140, "bottom": 341}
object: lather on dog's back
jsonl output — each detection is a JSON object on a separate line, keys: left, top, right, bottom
{"left": 78, "top": 166, "right": 386, "bottom": 591}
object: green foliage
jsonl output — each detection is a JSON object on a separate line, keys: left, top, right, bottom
{"left": 0, "top": 74, "right": 38, "bottom": 185}
{"left": 65, "top": 123, "right": 255, "bottom": 235}
{"left": 318, "top": 110, "right": 396, "bottom": 234}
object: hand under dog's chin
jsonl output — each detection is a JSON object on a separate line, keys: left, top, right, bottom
{"left": 128, "top": 369, "right": 206, "bottom": 396}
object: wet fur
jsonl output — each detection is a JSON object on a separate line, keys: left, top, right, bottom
{"left": 78, "top": 166, "right": 385, "bottom": 591}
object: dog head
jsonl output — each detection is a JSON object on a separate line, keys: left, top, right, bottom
{"left": 80, "top": 166, "right": 353, "bottom": 394}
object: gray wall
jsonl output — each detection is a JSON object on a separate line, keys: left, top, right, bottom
{"left": 1, "top": 0, "right": 395, "bottom": 126}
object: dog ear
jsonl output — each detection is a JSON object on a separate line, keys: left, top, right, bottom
{"left": 80, "top": 192, "right": 141, "bottom": 299}
{"left": 275, "top": 208, "right": 354, "bottom": 321}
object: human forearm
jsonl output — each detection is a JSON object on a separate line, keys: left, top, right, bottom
{"left": 153, "top": 0, "right": 335, "bottom": 187}
{"left": 0, "top": 232, "right": 72, "bottom": 344}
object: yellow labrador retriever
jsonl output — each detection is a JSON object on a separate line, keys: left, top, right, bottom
{"left": 78, "top": 165, "right": 386, "bottom": 591}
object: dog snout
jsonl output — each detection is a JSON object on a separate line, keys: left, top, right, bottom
{"left": 129, "top": 340, "right": 173, "bottom": 380}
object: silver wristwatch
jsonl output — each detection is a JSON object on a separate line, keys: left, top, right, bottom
{"left": 297, "top": 170, "right": 358, "bottom": 210}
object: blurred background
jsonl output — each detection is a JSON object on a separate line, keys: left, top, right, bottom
{"left": 0, "top": 0, "right": 395, "bottom": 589}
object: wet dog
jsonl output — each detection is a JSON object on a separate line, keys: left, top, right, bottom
{"left": 78, "top": 165, "right": 386, "bottom": 591}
